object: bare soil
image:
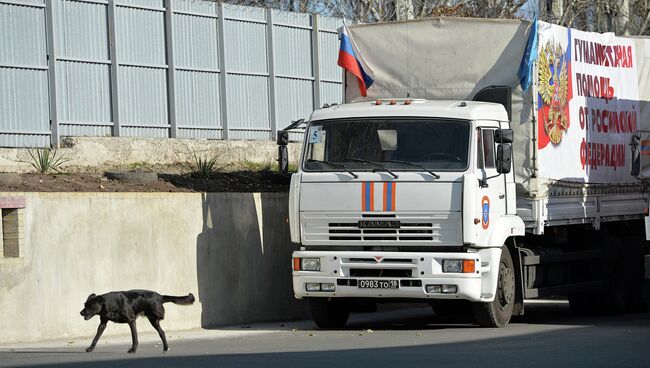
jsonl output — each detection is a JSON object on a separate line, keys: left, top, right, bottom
{"left": 0, "top": 170, "right": 291, "bottom": 193}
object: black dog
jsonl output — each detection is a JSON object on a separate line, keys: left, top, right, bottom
{"left": 80, "top": 289, "right": 195, "bottom": 353}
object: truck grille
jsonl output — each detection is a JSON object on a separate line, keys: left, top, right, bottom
{"left": 300, "top": 211, "right": 462, "bottom": 246}
{"left": 328, "top": 222, "right": 434, "bottom": 241}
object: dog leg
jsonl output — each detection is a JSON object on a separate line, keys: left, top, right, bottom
{"left": 148, "top": 316, "right": 169, "bottom": 352}
{"left": 86, "top": 320, "right": 107, "bottom": 352}
{"left": 127, "top": 320, "right": 138, "bottom": 353}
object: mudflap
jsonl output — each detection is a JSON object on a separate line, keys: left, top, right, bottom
{"left": 510, "top": 241, "right": 525, "bottom": 316}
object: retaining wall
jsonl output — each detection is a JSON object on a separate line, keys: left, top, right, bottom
{"left": 0, "top": 136, "right": 303, "bottom": 173}
{"left": 0, "top": 192, "right": 307, "bottom": 344}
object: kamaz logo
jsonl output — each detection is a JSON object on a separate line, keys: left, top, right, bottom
{"left": 358, "top": 220, "right": 401, "bottom": 229}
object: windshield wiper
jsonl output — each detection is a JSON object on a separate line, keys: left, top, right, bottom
{"left": 345, "top": 158, "right": 399, "bottom": 179}
{"left": 385, "top": 160, "right": 440, "bottom": 179}
{"left": 307, "top": 159, "right": 358, "bottom": 178}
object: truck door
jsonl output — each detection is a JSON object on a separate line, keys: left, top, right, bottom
{"left": 476, "top": 126, "right": 507, "bottom": 242}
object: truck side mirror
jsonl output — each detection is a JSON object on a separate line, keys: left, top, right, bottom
{"left": 494, "top": 129, "right": 514, "bottom": 144}
{"left": 496, "top": 143, "right": 512, "bottom": 174}
{"left": 276, "top": 119, "right": 306, "bottom": 176}
{"left": 631, "top": 133, "right": 640, "bottom": 177}
{"left": 278, "top": 145, "right": 289, "bottom": 175}
{"left": 277, "top": 131, "right": 290, "bottom": 176}
{"left": 277, "top": 130, "right": 289, "bottom": 146}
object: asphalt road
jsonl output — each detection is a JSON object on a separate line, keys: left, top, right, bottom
{"left": 1, "top": 300, "right": 649, "bottom": 368}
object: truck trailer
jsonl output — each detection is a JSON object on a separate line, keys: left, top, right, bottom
{"left": 283, "top": 17, "right": 650, "bottom": 327}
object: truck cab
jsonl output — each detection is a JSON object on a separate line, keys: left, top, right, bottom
{"left": 288, "top": 99, "right": 525, "bottom": 328}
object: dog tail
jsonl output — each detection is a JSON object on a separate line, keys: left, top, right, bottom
{"left": 162, "top": 293, "right": 195, "bottom": 305}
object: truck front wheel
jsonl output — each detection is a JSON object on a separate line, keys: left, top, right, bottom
{"left": 472, "top": 246, "right": 515, "bottom": 327}
{"left": 309, "top": 298, "right": 350, "bottom": 329}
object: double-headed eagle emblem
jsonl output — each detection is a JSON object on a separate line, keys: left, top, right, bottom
{"left": 538, "top": 40, "right": 569, "bottom": 145}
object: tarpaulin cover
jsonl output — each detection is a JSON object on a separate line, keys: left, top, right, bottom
{"left": 345, "top": 18, "right": 650, "bottom": 197}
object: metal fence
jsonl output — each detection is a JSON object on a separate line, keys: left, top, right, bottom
{"left": 0, "top": 0, "right": 345, "bottom": 147}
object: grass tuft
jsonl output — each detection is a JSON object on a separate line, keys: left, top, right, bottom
{"left": 25, "top": 148, "right": 70, "bottom": 174}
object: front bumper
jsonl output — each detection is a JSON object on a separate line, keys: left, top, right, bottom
{"left": 292, "top": 249, "right": 501, "bottom": 302}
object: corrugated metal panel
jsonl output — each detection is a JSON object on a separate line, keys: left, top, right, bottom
{"left": 0, "top": 3, "right": 46, "bottom": 66}
{"left": 116, "top": 5, "right": 166, "bottom": 65}
{"left": 178, "top": 128, "right": 222, "bottom": 140}
{"left": 0, "top": 133, "right": 50, "bottom": 148}
{"left": 176, "top": 70, "right": 221, "bottom": 129}
{"left": 0, "top": 133, "right": 49, "bottom": 148}
{"left": 224, "top": 19, "right": 267, "bottom": 74}
{"left": 227, "top": 129, "right": 270, "bottom": 140}
{"left": 60, "top": 124, "right": 112, "bottom": 137}
{"left": 274, "top": 25, "right": 312, "bottom": 79}
{"left": 57, "top": 61, "right": 111, "bottom": 124}
{"left": 118, "top": 65, "right": 168, "bottom": 128}
{"left": 55, "top": 0, "right": 109, "bottom": 60}
{"left": 318, "top": 15, "right": 343, "bottom": 32}
{"left": 122, "top": 126, "right": 168, "bottom": 138}
{"left": 173, "top": 13, "right": 218, "bottom": 70}
{"left": 116, "top": 0, "right": 164, "bottom": 9}
{"left": 172, "top": 0, "right": 217, "bottom": 15}
{"left": 320, "top": 81, "right": 343, "bottom": 106}
{"left": 272, "top": 9, "right": 310, "bottom": 27}
{"left": 0, "top": 2, "right": 49, "bottom": 147}
{"left": 0, "top": 68, "right": 49, "bottom": 145}
{"left": 223, "top": 4, "right": 266, "bottom": 22}
{"left": 226, "top": 74, "right": 269, "bottom": 131}
{"left": 275, "top": 77, "right": 312, "bottom": 129}
{"left": 0, "top": 0, "right": 353, "bottom": 146}
{"left": 319, "top": 29, "right": 340, "bottom": 82}
{"left": 8, "top": 0, "right": 45, "bottom": 4}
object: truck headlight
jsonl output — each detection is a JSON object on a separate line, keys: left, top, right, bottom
{"left": 300, "top": 258, "right": 321, "bottom": 271}
{"left": 442, "top": 259, "right": 476, "bottom": 273}
{"left": 443, "top": 259, "right": 463, "bottom": 273}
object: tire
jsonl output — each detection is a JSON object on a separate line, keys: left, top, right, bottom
{"left": 309, "top": 298, "right": 350, "bottom": 329}
{"left": 472, "top": 246, "right": 516, "bottom": 327}
{"left": 104, "top": 171, "right": 158, "bottom": 185}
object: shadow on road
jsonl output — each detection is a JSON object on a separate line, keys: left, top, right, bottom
{"left": 11, "top": 321, "right": 649, "bottom": 368}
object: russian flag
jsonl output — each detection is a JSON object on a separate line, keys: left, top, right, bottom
{"left": 338, "top": 25, "right": 374, "bottom": 97}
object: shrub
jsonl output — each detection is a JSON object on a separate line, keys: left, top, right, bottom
{"left": 25, "top": 148, "right": 70, "bottom": 174}
{"left": 190, "top": 152, "right": 219, "bottom": 179}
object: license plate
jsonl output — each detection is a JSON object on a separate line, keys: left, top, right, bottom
{"left": 358, "top": 280, "right": 399, "bottom": 289}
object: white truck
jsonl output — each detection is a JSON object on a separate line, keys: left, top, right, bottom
{"left": 281, "top": 18, "right": 650, "bottom": 327}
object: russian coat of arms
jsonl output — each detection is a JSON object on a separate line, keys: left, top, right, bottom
{"left": 538, "top": 40, "right": 569, "bottom": 145}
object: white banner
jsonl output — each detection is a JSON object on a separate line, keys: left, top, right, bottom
{"left": 536, "top": 21, "right": 639, "bottom": 183}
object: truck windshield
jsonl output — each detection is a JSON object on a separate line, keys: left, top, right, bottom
{"left": 303, "top": 118, "right": 470, "bottom": 172}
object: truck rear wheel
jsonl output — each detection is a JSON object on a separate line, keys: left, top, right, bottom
{"left": 472, "top": 246, "right": 515, "bottom": 327}
{"left": 309, "top": 298, "right": 350, "bottom": 329}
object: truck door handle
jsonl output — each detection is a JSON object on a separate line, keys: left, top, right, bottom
{"left": 499, "top": 194, "right": 505, "bottom": 199}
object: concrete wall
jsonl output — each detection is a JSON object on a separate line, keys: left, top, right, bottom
{"left": 0, "top": 192, "right": 307, "bottom": 344}
{"left": 0, "top": 137, "right": 303, "bottom": 173}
